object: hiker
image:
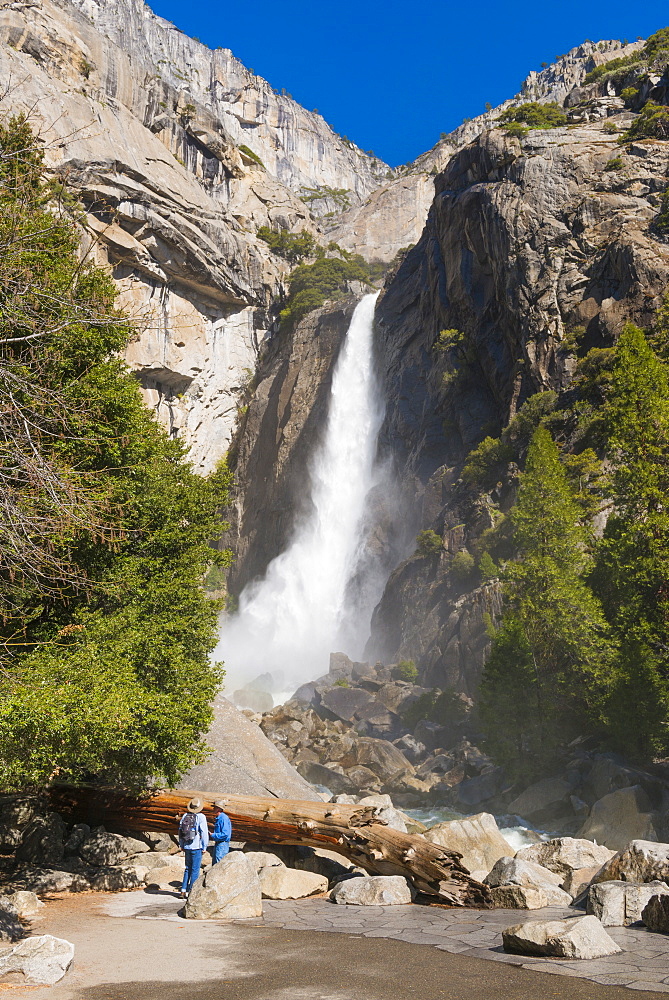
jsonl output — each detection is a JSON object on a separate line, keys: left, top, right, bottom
{"left": 210, "top": 798, "right": 232, "bottom": 864}
{"left": 177, "top": 796, "right": 209, "bottom": 898}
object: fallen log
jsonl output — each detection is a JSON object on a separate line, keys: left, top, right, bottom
{"left": 49, "top": 785, "right": 491, "bottom": 908}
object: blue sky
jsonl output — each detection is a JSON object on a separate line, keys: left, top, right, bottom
{"left": 150, "top": 0, "right": 668, "bottom": 166}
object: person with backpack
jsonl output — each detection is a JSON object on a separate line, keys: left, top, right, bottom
{"left": 177, "top": 797, "right": 209, "bottom": 898}
{"left": 210, "top": 799, "right": 232, "bottom": 864}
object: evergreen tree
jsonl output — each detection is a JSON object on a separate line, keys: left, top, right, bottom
{"left": 592, "top": 323, "right": 669, "bottom": 756}
{"left": 0, "top": 117, "right": 232, "bottom": 789}
{"left": 480, "top": 426, "right": 614, "bottom": 775}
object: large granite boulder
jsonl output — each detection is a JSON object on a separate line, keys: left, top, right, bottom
{"left": 16, "top": 814, "right": 66, "bottom": 866}
{"left": 587, "top": 879, "right": 669, "bottom": 926}
{"left": 506, "top": 777, "right": 573, "bottom": 825}
{"left": 259, "top": 867, "right": 327, "bottom": 900}
{"left": 484, "top": 857, "right": 572, "bottom": 906}
{"left": 338, "top": 738, "right": 413, "bottom": 785}
{"left": 424, "top": 812, "right": 514, "bottom": 874}
{"left": 6, "top": 891, "right": 45, "bottom": 920}
{"left": 79, "top": 828, "right": 142, "bottom": 866}
{"left": 579, "top": 786, "right": 658, "bottom": 850}
{"left": 179, "top": 695, "right": 320, "bottom": 800}
{"left": 18, "top": 869, "right": 89, "bottom": 896}
{"left": 515, "top": 837, "right": 614, "bottom": 877}
{"left": 642, "top": 893, "right": 669, "bottom": 933}
{"left": 184, "top": 852, "right": 262, "bottom": 919}
{"left": 562, "top": 866, "right": 602, "bottom": 899}
{"left": 592, "top": 840, "right": 669, "bottom": 885}
{"left": 330, "top": 875, "right": 414, "bottom": 905}
{"left": 0, "top": 935, "right": 74, "bottom": 985}
{"left": 502, "top": 915, "right": 622, "bottom": 959}
{"left": 490, "top": 885, "right": 550, "bottom": 909}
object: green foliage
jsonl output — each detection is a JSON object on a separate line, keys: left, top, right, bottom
{"left": 620, "top": 87, "right": 639, "bottom": 108}
{"left": 478, "top": 551, "right": 498, "bottom": 581}
{"left": 279, "top": 250, "right": 375, "bottom": 329}
{"left": 433, "top": 328, "right": 465, "bottom": 351}
{"left": 393, "top": 659, "right": 418, "bottom": 682}
{"left": 333, "top": 678, "right": 349, "bottom": 688}
{"left": 602, "top": 120, "right": 620, "bottom": 134}
{"left": 299, "top": 185, "right": 351, "bottom": 211}
{"left": 622, "top": 102, "right": 669, "bottom": 141}
{"left": 498, "top": 102, "right": 568, "bottom": 131}
{"left": 480, "top": 427, "right": 615, "bottom": 775}
{"left": 462, "top": 436, "right": 513, "bottom": 488}
{"left": 0, "top": 118, "right": 232, "bottom": 790}
{"left": 238, "top": 144, "right": 264, "bottom": 167}
{"left": 605, "top": 156, "right": 624, "bottom": 171}
{"left": 416, "top": 529, "right": 443, "bottom": 557}
{"left": 256, "top": 226, "right": 318, "bottom": 264}
{"left": 451, "top": 550, "right": 475, "bottom": 581}
{"left": 584, "top": 52, "right": 642, "bottom": 85}
{"left": 655, "top": 189, "right": 669, "bottom": 234}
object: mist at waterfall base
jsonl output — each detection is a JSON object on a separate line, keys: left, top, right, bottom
{"left": 216, "top": 292, "right": 391, "bottom": 704}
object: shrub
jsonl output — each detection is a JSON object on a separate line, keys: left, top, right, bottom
{"left": 621, "top": 87, "right": 639, "bottom": 108}
{"left": 605, "top": 156, "right": 624, "bottom": 171}
{"left": 238, "top": 144, "right": 264, "bottom": 167}
{"left": 279, "top": 251, "right": 374, "bottom": 329}
{"left": 451, "top": 550, "right": 475, "bottom": 581}
{"left": 478, "top": 551, "right": 499, "bottom": 581}
{"left": 498, "top": 102, "right": 568, "bottom": 131}
{"left": 622, "top": 102, "right": 669, "bottom": 141}
{"left": 416, "top": 529, "right": 443, "bottom": 557}
{"left": 393, "top": 659, "right": 418, "bottom": 682}
{"left": 433, "top": 328, "right": 465, "bottom": 351}
{"left": 256, "top": 226, "right": 318, "bottom": 264}
{"left": 334, "top": 678, "right": 349, "bottom": 687}
{"left": 402, "top": 688, "right": 468, "bottom": 731}
{"left": 602, "top": 120, "right": 619, "bottom": 134}
{"left": 583, "top": 52, "right": 641, "bottom": 85}
{"left": 462, "top": 436, "right": 513, "bottom": 487}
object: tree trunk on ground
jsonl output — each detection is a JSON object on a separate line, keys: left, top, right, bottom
{"left": 49, "top": 785, "right": 491, "bottom": 907}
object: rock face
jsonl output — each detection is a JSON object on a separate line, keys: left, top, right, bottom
{"left": 502, "top": 915, "right": 622, "bottom": 960}
{"left": 423, "top": 812, "right": 514, "bottom": 874}
{"left": 178, "top": 695, "right": 321, "bottom": 800}
{"left": 587, "top": 880, "right": 669, "bottom": 927}
{"left": 330, "top": 876, "right": 414, "bottom": 906}
{"left": 0, "top": 936, "right": 75, "bottom": 985}
{"left": 184, "top": 852, "right": 262, "bottom": 919}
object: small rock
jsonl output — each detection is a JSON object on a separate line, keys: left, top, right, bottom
{"left": 587, "top": 880, "right": 669, "bottom": 926}
{"left": 0, "top": 899, "right": 22, "bottom": 942}
{"left": 330, "top": 875, "right": 414, "bottom": 906}
{"left": 642, "top": 893, "right": 669, "bottom": 933}
{"left": 5, "top": 891, "right": 44, "bottom": 920}
{"left": 259, "top": 867, "right": 328, "bottom": 899}
{"left": 516, "top": 837, "right": 614, "bottom": 877}
{"left": 0, "top": 934, "right": 74, "bottom": 985}
{"left": 490, "top": 885, "right": 548, "bottom": 909}
{"left": 502, "top": 914, "right": 622, "bottom": 959}
{"left": 184, "top": 852, "right": 262, "bottom": 920}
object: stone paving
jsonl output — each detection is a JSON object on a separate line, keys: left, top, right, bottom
{"left": 258, "top": 899, "right": 669, "bottom": 993}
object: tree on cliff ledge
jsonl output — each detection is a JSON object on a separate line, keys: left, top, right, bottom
{"left": 480, "top": 426, "right": 614, "bottom": 776}
{"left": 0, "top": 116, "right": 231, "bottom": 790}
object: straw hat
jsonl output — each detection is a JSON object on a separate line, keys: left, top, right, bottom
{"left": 186, "top": 797, "right": 203, "bottom": 814}
{"left": 213, "top": 799, "right": 228, "bottom": 811}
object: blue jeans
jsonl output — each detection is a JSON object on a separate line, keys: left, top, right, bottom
{"left": 181, "top": 849, "right": 204, "bottom": 893}
{"left": 210, "top": 841, "right": 230, "bottom": 865}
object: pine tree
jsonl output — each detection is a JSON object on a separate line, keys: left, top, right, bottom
{"left": 480, "top": 426, "right": 614, "bottom": 775}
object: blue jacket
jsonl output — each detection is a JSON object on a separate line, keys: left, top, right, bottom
{"left": 212, "top": 811, "right": 232, "bottom": 844}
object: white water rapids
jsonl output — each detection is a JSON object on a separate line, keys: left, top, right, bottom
{"left": 216, "top": 292, "right": 386, "bottom": 699}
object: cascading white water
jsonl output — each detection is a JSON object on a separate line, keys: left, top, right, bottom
{"left": 216, "top": 292, "right": 385, "bottom": 698}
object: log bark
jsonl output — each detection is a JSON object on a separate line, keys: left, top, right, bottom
{"left": 48, "top": 785, "right": 491, "bottom": 907}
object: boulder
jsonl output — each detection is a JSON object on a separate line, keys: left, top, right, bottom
{"left": 79, "top": 828, "right": 137, "bottom": 866}
{"left": 144, "top": 864, "right": 185, "bottom": 887}
{"left": 392, "top": 735, "right": 427, "bottom": 763}
{"left": 0, "top": 795, "right": 39, "bottom": 850}
{"left": 330, "top": 875, "right": 414, "bottom": 906}
{"left": 0, "top": 935, "right": 74, "bottom": 985}
{"left": 506, "top": 777, "right": 573, "bottom": 824}
{"left": 16, "top": 813, "right": 66, "bottom": 866}
{"left": 252, "top": 845, "right": 356, "bottom": 885}
{"left": 339, "top": 738, "right": 413, "bottom": 784}
{"left": 319, "top": 686, "right": 377, "bottom": 723}
{"left": 455, "top": 768, "right": 505, "bottom": 808}
{"left": 343, "top": 766, "right": 382, "bottom": 791}
{"left": 179, "top": 695, "right": 321, "bottom": 800}
{"left": 516, "top": 837, "right": 615, "bottom": 877}
{"left": 5, "top": 891, "right": 44, "bottom": 920}
{"left": 562, "top": 866, "right": 601, "bottom": 899}
{"left": 484, "top": 857, "right": 572, "bottom": 906}
{"left": 642, "top": 893, "right": 669, "bottom": 933}
{"left": 140, "top": 831, "right": 175, "bottom": 853}
{"left": 502, "top": 915, "right": 622, "bottom": 959}
{"left": 123, "top": 851, "right": 183, "bottom": 871}
{"left": 184, "top": 852, "right": 262, "bottom": 920}
{"left": 579, "top": 786, "right": 658, "bottom": 850}
{"left": 90, "top": 867, "right": 145, "bottom": 892}
{"left": 259, "top": 867, "right": 328, "bottom": 900}
{"left": 424, "top": 813, "right": 514, "bottom": 874}
{"left": 592, "top": 839, "right": 669, "bottom": 884}
{"left": 19, "top": 869, "right": 89, "bottom": 896}
{"left": 242, "top": 851, "right": 285, "bottom": 872}
{"left": 587, "top": 879, "right": 669, "bottom": 926}
{"left": 490, "top": 885, "right": 548, "bottom": 909}
{"left": 296, "top": 762, "right": 358, "bottom": 795}
{"left": 63, "top": 823, "right": 90, "bottom": 855}
{"left": 0, "top": 899, "right": 22, "bottom": 942}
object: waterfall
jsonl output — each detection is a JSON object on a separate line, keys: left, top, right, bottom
{"left": 217, "top": 292, "right": 386, "bottom": 700}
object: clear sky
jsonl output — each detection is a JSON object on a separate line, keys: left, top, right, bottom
{"left": 149, "top": 0, "right": 668, "bottom": 167}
